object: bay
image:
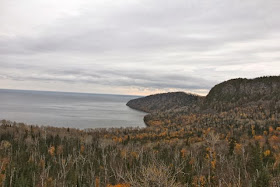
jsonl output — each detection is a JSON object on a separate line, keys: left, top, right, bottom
{"left": 0, "top": 89, "right": 146, "bottom": 129}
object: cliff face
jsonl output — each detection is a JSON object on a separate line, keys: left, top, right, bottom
{"left": 204, "top": 76, "right": 280, "bottom": 111}
{"left": 126, "top": 92, "right": 202, "bottom": 113}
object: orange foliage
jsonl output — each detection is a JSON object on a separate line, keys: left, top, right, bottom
{"left": 0, "top": 140, "right": 11, "bottom": 149}
{"left": 131, "top": 151, "right": 139, "bottom": 159}
{"left": 254, "top": 135, "right": 264, "bottom": 141}
{"left": 269, "top": 135, "right": 280, "bottom": 146}
{"left": 269, "top": 126, "right": 274, "bottom": 134}
{"left": 95, "top": 177, "right": 100, "bottom": 187}
{"left": 80, "top": 145, "right": 85, "bottom": 154}
{"left": 120, "top": 150, "right": 127, "bottom": 159}
{"left": 181, "top": 148, "right": 187, "bottom": 158}
{"left": 211, "top": 160, "right": 216, "bottom": 169}
{"left": 234, "top": 143, "right": 243, "bottom": 155}
{"left": 150, "top": 120, "right": 163, "bottom": 126}
{"left": 0, "top": 158, "right": 10, "bottom": 171}
{"left": 264, "top": 150, "right": 271, "bottom": 157}
{"left": 270, "top": 135, "right": 280, "bottom": 142}
{"left": 192, "top": 175, "right": 207, "bottom": 187}
{"left": 48, "top": 146, "right": 55, "bottom": 156}
{"left": 189, "top": 157, "right": 195, "bottom": 165}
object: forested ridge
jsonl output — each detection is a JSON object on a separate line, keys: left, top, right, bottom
{"left": 0, "top": 76, "right": 280, "bottom": 186}
{"left": 126, "top": 92, "right": 202, "bottom": 113}
{"left": 128, "top": 76, "right": 280, "bottom": 114}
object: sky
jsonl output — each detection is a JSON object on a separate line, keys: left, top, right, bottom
{"left": 0, "top": 0, "right": 280, "bottom": 96}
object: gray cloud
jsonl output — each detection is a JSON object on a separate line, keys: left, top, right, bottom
{"left": 0, "top": 67, "right": 215, "bottom": 91}
{"left": 0, "top": 0, "right": 280, "bottom": 95}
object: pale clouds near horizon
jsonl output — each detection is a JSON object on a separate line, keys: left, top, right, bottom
{"left": 0, "top": 0, "right": 280, "bottom": 96}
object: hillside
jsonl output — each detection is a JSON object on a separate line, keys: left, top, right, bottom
{"left": 204, "top": 76, "right": 280, "bottom": 111}
{"left": 126, "top": 92, "right": 202, "bottom": 113}
{"left": 128, "top": 76, "right": 280, "bottom": 127}
{"left": 128, "top": 76, "right": 280, "bottom": 115}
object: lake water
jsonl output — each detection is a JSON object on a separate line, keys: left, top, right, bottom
{"left": 0, "top": 89, "right": 146, "bottom": 129}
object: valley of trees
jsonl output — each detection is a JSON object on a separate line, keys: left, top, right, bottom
{"left": 0, "top": 118, "right": 279, "bottom": 186}
{"left": 0, "top": 76, "right": 280, "bottom": 186}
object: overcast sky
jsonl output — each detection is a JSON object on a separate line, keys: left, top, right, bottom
{"left": 0, "top": 0, "right": 280, "bottom": 96}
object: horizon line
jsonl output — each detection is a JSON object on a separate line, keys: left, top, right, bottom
{"left": 0, "top": 88, "right": 144, "bottom": 98}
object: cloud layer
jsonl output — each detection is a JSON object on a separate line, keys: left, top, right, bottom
{"left": 1, "top": 0, "right": 280, "bottom": 95}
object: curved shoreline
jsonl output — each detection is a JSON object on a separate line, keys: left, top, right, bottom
{"left": 126, "top": 104, "right": 151, "bottom": 127}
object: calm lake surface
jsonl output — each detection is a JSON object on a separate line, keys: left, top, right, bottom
{"left": 0, "top": 89, "right": 146, "bottom": 129}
